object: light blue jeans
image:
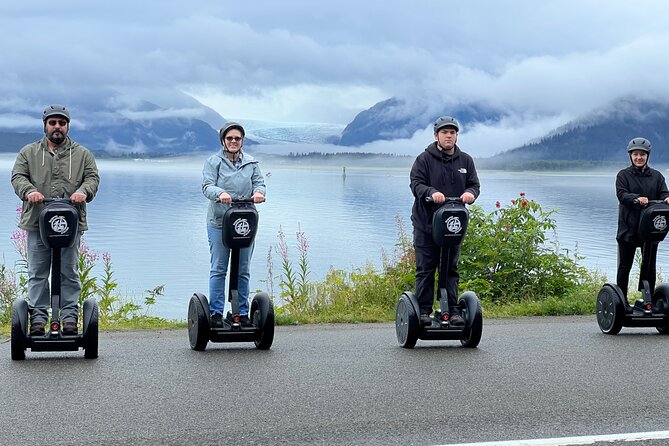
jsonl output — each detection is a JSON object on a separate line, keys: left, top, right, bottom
{"left": 27, "top": 230, "right": 81, "bottom": 324}
{"left": 207, "top": 225, "right": 254, "bottom": 316}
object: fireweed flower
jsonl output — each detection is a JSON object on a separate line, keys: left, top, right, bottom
{"left": 495, "top": 201, "right": 501, "bottom": 208}
{"left": 520, "top": 192, "right": 526, "bottom": 197}
{"left": 521, "top": 200, "right": 528, "bottom": 207}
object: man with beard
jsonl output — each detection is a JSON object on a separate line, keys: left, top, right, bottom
{"left": 410, "top": 116, "right": 480, "bottom": 327}
{"left": 11, "top": 105, "right": 100, "bottom": 337}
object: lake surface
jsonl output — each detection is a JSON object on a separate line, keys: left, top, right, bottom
{"left": 0, "top": 153, "right": 654, "bottom": 320}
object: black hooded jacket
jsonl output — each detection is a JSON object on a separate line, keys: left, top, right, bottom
{"left": 616, "top": 164, "right": 669, "bottom": 243}
{"left": 410, "top": 141, "right": 480, "bottom": 234}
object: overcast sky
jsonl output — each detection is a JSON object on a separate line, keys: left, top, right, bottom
{"left": 3, "top": 1, "right": 669, "bottom": 155}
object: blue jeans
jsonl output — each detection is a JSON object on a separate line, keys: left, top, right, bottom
{"left": 207, "top": 225, "right": 254, "bottom": 316}
{"left": 27, "top": 230, "right": 81, "bottom": 324}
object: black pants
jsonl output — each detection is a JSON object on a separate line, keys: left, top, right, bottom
{"left": 616, "top": 240, "right": 658, "bottom": 298}
{"left": 414, "top": 228, "right": 460, "bottom": 314}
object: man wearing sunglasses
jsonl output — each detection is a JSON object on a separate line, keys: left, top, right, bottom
{"left": 202, "top": 122, "right": 266, "bottom": 328}
{"left": 11, "top": 104, "right": 100, "bottom": 337}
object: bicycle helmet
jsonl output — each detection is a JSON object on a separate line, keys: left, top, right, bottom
{"left": 42, "top": 104, "right": 70, "bottom": 122}
{"left": 219, "top": 122, "right": 245, "bottom": 141}
{"left": 627, "top": 137, "right": 652, "bottom": 154}
{"left": 433, "top": 116, "right": 460, "bottom": 133}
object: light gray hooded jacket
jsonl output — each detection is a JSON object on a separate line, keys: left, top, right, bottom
{"left": 202, "top": 151, "right": 266, "bottom": 228}
{"left": 11, "top": 136, "right": 100, "bottom": 231}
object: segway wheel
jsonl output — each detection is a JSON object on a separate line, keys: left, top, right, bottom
{"left": 459, "top": 292, "right": 483, "bottom": 348}
{"left": 83, "top": 298, "right": 99, "bottom": 359}
{"left": 396, "top": 293, "right": 419, "bottom": 349}
{"left": 596, "top": 284, "right": 625, "bottom": 335}
{"left": 11, "top": 299, "right": 28, "bottom": 361}
{"left": 188, "top": 294, "right": 210, "bottom": 351}
{"left": 653, "top": 284, "right": 669, "bottom": 334}
{"left": 251, "top": 292, "right": 275, "bottom": 350}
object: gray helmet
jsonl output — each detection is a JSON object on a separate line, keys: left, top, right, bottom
{"left": 43, "top": 104, "right": 70, "bottom": 122}
{"left": 219, "top": 122, "right": 245, "bottom": 141}
{"left": 627, "top": 137, "right": 652, "bottom": 154}
{"left": 434, "top": 116, "right": 460, "bottom": 133}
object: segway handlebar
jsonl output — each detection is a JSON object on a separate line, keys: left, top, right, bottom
{"left": 216, "top": 197, "right": 266, "bottom": 204}
{"left": 633, "top": 198, "right": 669, "bottom": 206}
{"left": 425, "top": 196, "right": 463, "bottom": 203}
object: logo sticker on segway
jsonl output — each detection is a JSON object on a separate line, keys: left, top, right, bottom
{"left": 233, "top": 218, "right": 251, "bottom": 236}
{"left": 49, "top": 215, "right": 69, "bottom": 234}
{"left": 654, "top": 215, "right": 668, "bottom": 232}
{"left": 445, "top": 216, "right": 462, "bottom": 234}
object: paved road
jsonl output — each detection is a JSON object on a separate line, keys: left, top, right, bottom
{"left": 2, "top": 317, "right": 669, "bottom": 445}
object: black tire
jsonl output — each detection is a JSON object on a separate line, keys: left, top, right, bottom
{"left": 395, "top": 294, "right": 419, "bottom": 349}
{"left": 459, "top": 292, "right": 483, "bottom": 348}
{"left": 188, "top": 294, "right": 210, "bottom": 351}
{"left": 83, "top": 298, "right": 99, "bottom": 359}
{"left": 11, "top": 299, "right": 27, "bottom": 361}
{"left": 596, "top": 284, "right": 625, "bottom": 335}
{"left": 251, "top": 293, "right": 275, "bottom": 350}
{"left": 653, "top": 284, "right": 669, "bottom": 334}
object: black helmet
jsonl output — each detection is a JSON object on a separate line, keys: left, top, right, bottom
{"left": 434, "top": 116, "right": 460, "bottom": 133}
{"left": 627, "top": 137, "right": 651, "bottom": 154}
{"left": 43, "top": 104, "right": 70, "bottom": 122}
{"left": 219, "top": 122, "right": 245, "bottom": 141}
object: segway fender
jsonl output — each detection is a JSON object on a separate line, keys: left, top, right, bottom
{"left": 82, "top": 297, "right": 96, "bottom": 336}
{"left": 14, "top": 298, "right": 28, "bottom": 334}
{"left": 250, "top": 292, "right": 271, "bottom": 328}
{"left": 193, "top": 293, "right": 211, "bottom": 321}
{"left": 459, "top": 291, "right": 479, "bottom": 328}
{"left": 404, "top": 291, "right": 421, "bottom": 318}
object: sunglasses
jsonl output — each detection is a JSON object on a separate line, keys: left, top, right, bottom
{"left": 225, "top": 136, "right": 242, "bottom": 142}
{"left": 47, "top": 119, "right": 68, "bottom": 126}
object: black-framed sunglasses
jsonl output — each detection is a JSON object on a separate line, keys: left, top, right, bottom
{"left": 47, "top": 119, "right": 68, "bottom": 126}
{"left": 225, "top": 136, "right": 242, "bottom": 142}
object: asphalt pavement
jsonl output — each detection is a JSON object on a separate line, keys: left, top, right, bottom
{"left": 2, "top": 317, "right": 669, "bottom": 445}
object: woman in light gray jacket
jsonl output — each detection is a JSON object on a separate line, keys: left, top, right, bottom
{"left": 201, "top": 122, "right": 266, "bottom": 328}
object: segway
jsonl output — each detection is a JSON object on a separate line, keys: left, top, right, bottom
{"left": 597, "top": 199, "right": 669, "bottom": 335}
{"left": 11, "top": 198, "right": 99, "bottom": 360}
{"left": 188, "top": 198, "right": 274, "bottom": 351}
{"left": 396, "top": 197, "right": 483, "bottom": 348}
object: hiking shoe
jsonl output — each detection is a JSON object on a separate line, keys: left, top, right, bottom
{"left": 211, "top": 313, "right": 224, "bottom": 328}
{"left": 30, "top": 322, "right": 45, "bottom": 337}
{"left": 449, "top": 309, "right": 465, "bottom": 327}
{"left": 419, "top": 313, "right": 432, "bottom": 327}
{"left": 239, "top": 315, "right": 253, "bottom": 328}
{"left": 62, "top": 321, "right": 78, "bottom": 336}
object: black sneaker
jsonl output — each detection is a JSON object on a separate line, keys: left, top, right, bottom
{"left": 419, "top": 313, "right": 432, "bottom": 327}
{"left": 211, "top": 313, "right": 224, "bottom": 328}
{"left": 239, "top": 315, "right": 253, "bottom": 328}
{"left": 62, "top": 321, "right": 78, "bottom": 336}
{"left": 30, "top": 322, "right": 45, "bottom": 337}
{"left": 449, "top": 309, "right": 465, "bottom": 326}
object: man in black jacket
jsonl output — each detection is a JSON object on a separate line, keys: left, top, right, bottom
{"left": 410, "top": 116, "right": 480, "bottom": 326}
{"left": 616, "top": 137, "right": 669, "bottom": 298}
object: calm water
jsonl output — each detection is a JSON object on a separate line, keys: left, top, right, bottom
{"left": 0, "top": 153, "right": 655, "bottom": 320}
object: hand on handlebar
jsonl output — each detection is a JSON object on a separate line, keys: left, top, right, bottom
{"left": 461, "top": 191, "right": 476, "bottom": 204}
{"left": 251, "top": 192, "right": 265, "bottom": 204}
{"left": 430, "top": 192, "right": 446, "bottom": 204}
{"left": 218, "top": 192, "right": 233, "bottom": 204}
{"left": 26, "top": 191, "right": 45, "bottom": 204}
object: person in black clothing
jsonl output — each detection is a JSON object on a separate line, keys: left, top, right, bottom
{"left": 616, "top": 137, "right": 669, "bottom": 299}
{"left": 410, "top": 116, "right": 480, "bottom": 326}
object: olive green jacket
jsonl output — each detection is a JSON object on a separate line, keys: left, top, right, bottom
{"left": 11, "top": 136, "right": 100, "bottom": 231}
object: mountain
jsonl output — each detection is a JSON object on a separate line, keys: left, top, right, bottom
{"left": 336, "top": 97, "right": 503, "bottom": 146}
{"left": 481, "top": 97, "right": 669, "bottom": 169}
{"left": 0, "top": 88, "right": 241, "bottom": 156}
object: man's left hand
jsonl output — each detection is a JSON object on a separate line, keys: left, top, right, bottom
{"left": 461, "top": 192, "right": 475, "bottom": 204}
{"left": 70, "top": 192, "right": 87, "bottom": 204}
